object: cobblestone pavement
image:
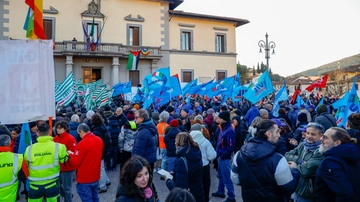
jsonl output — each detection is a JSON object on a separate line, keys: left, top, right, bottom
{"left": 18, "top": 162, "right": 243, "bottom": 202}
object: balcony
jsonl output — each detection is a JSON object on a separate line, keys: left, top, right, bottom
{"left": 53, "top": 41, "right": 162, "bottom": 59}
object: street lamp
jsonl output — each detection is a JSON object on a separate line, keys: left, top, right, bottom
{"left": 258, "top": 33, "right": 276, "bottom": 70}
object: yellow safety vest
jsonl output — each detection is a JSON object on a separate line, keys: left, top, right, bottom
{"left": 25, "top": 136, "right": 67, "bottom": 185}
{"left": 0, "top": 152, "right": 22, "bottom": 202}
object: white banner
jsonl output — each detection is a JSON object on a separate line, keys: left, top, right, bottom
{"left": 0, "top": 40, "right": 55, "bottom": 124}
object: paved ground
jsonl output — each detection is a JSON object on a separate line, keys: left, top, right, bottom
{"left": 18, "top": 162, "right": 243, "bottom": 202}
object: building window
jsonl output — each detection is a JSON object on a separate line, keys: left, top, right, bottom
{"left": 216, "top": 70, "right": 227, "bottom": 81}
{"left": 87, "top": 22, "right": 99, "bottom": 43}
{"left": 215, "top": 33, "right": 226, "bottom": 53}
{"left": 181, "top": 30, "right": 193, "bottom": 51}
{"left": 129, "top": 70, "right": 140, "bottom": 86}
{"left": 356, "top": 84, "right": 358, "bottom": 90}
{"left": 43, "top": 18, "right": 55, "bottom": 40}
{"left": 127, "top": 24, "right": 142, "bottom": 46}
{"left": 181, "top": 69, "right": 194, "bottom": 82}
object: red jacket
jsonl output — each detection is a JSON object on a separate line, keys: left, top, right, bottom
{"left": 69, "top": 132, "right": 103, "bottom": 184}
{"left": 54, "top": 132, "right": 77, "bottom": 172}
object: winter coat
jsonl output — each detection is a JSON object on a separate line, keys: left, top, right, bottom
{"left": 108, "top": 119, "right": 121, "bottom": 146}
{"left": 132, "top": 119, "right": 157, "bottom": 164}
{"left": 293, "top": 123, "right": 308, "bottom": 143}
{"left": 166, "top": 145, "right": 204, "bottom": 202}
{"left": 117, "top": 113, "right": 128, "bottom": 129}
{"left": 165, "top": 127, "right": 181, "bottom": 157}
{"left": 92, "top": 124, "right": 110, "bottom": 159}
{"left": 178, "top": 124, "right": 187, "bottom": 132}
{"left": 204, "top": 114, "right": 214, "bottom": 135}
{"left": 233, "top": 116, "right": 248, "bottom": 152}
{"left": 316, "top": 143, "right": 360, "bottom": 202}
{"left": 118, "top": 125, "right": 136, "bottom": 153}
{"left": 216, "top": 121, "right": 235, "bottom": 160}
{"left": 13, "top": 131, "right": 37, "bottom": 153}
{"left": 68, "top": 121, "right": 80, "bottom": 142}
{"left": 347, "top": 128, "right": 360, "bottom": 153}
{"left": 245, "top": 106, "right": 259, "bottom": 126}
{"left": 231, "top": 138, "right": 300, "bottom": 202}
{"left": 278, "top": 113, "right": 293, "bottom": 129}
{"left": 285, "top": 142, "right": 324, "bottom": 199}
{"left": 314, "top": 112, "right": 336, "bottom": 131}
{"left": 115, "top": 183, "right": 155, "bottom": 202}
{"left": 190, "top": 130, "right": 216, "bottom": 166}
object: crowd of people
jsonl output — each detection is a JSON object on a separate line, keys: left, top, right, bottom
{"left": 0, "top": 93, "right": 360, "bottom": 202}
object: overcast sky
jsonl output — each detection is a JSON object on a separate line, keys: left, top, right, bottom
{"left": 176, "top": 0, "right": 360, "bottom": 77}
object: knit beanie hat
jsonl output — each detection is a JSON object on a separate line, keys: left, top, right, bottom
{"left": 297, "top": 113, "right": 308, "bottom": 123}
{"left": 170, "top": 119, "right": 178, "bottom": 127}
{"left": 166, "top": 106, "right": 175, "bottom": 113}
{"left": 218, "top": 111, "right": 230, "bottom": 122}
{"left": 316, "top": 104, "right": 328, "bottom": 115}
{"left": 127, "top": 111, "right": 135, "bottom": 121}
{"left": 347, "top": 113, "right": 360, "bottom": 130}
{"left": 207, "top": 108, "right": 214, "bottom": 115}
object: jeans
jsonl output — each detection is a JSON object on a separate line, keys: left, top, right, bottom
{"left": 59, "top": 171, "right": 74, "bottom": 202}
{"left": 106, "top": 145, "right": 118, "bottom": 170}
{"left": 160, "top": 149, "right": 168, "bottom": 170}
{"left": 167, "top": 156, "right": 176, "bottom": 172}
{"left": 76, "top": 181, "right": 99, "bottom": 202}
{"left": 217, "top": 158, "right": 235, "bottom": 199}
{"left": 294, "top": 193, "right": 316, "bottom": 202}
{"left": 99, "top": 160, "right": 110, "bottom": 191}
{"left": 28, "top": 179, "right": 60, "bottom": 202}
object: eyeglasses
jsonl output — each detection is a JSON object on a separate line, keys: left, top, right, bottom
{"left": 135, "top": 116, "right": 141, "bottom": 119}
{"left": 307, "top": 122, "right": 325, "bottom": 133}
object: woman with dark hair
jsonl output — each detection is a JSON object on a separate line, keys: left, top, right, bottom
{"left": 165, "top": 188, "right": 196, "bottom": 202}
{"left": 10, "top": 126, "right": 21, "bottom": 152}
{"left": 53, "top": 120, "right": 77, "bottom": 202}
{"left": 164, "top": 132, "right": 204, "bottom": 202}
{"left": 115, "top": 155, "right": 158, "bottom": 202}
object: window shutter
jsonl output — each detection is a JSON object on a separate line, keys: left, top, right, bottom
{"left": 43, "top": 19, "right": 52, "bottom": 40}
{"left": 133, "top": 27, "right": 140, "bottom": 46}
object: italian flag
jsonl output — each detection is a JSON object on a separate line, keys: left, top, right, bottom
{"left": 127, "top": 50, "right": 141, "bottom": 70}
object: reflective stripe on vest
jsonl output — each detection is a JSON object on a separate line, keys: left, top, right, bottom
{"left": 27, "top": 143, "right": 59, "bottom": 170}
{"left": 0, "top": 154, "right": 19, "bottom": 188}
{"left": 28, "top": 173, "right": 59, "bottom": 182}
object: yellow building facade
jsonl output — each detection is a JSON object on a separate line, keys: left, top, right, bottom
{"left": 1, "top": 0, "right": 249, "bottom": 86}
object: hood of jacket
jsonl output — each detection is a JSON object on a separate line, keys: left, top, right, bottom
{"left": 241, "top": 138, "right": 276, "bottom": 161}
{"left": 68, "top": 121, "right": 80, "bottom": 130}
{"left": 138, "top": 119, "right": 157, "bottom": 136}
{"left": 190, "top": 130, "right": 205, "bottom": 144}
{"left": 176, "top": 145, "right": 202, "bottom": 162}
{"left": 92, "top": 123, "right": 107, "bottom": 134}
{"left": 324, "top": 143, "right": 360, "bottom": 164}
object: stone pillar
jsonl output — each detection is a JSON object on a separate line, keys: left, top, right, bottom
{"left": 65, "top": 55, "right": 73, "bottom": 76}
{"left": 151, "top": 59, "right": 159, "bottom": 73}
{"left": 112, "top": 57, "right": 120, "bottom": 86}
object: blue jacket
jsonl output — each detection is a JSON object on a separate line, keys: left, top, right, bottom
{"left": 13, "top": 131, "right": 37, "bottom": 153}
{"left": 166, "top": 145, "right": 204, "bottom": 202}
{"left": 231, "top": 138, "right": 300, "bottom": 202}
{"left": 132, "top": 119, "right": 157, "bottom": 164}
{"left": 108, "top": 118, "right": 121, "bottom": 146}
{"left": 347, "top": 128, "right": 360, "bottom": 153}
{"left": 216, "top": 121, "right": 235, "bottom": 159}
{"left": 245, "top": 106, "right": 259, "bottom": 126}
{"left": 68, "top": 121, "right": 80, "bottom": 142}
{"left": 316, "top": 143, "right": 360, "bottom": 202}
{"left": 165, "top": 127, "right": 181, "bottom": 157}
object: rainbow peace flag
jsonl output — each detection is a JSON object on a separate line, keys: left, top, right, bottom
{"left": 23, "top": 0, "right": 46, "bottom": 39}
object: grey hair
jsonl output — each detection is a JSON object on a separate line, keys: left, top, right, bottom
{"left": 159, "top": 111, "right": 170, "bottom": 123}
{"left": 77, "top": 123, "right": 90, "bottom": 133}
{"left": 71, "top": 114, "right": 80, "bottom": 122}
{"left": 194, "top": 115, "right": 203, "bottom": 122}
{"left": 116, "top": 107, "right": 123, "bottom": 112}
{"left": 136, "top": 109, "right": 149, "bottom": 120}
{"left": 0, "top": 135, "right": 11, "bottom": 146}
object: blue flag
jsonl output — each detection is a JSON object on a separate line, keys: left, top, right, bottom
{"left": 112, "top": 80, "right": 132, "bottom": 97}
{"left": 187, "top": 79, "right": 214, "bottom": 95}
{"left": 243, "top": 70, "right": 274, "bottom": 104}
{"left": 18, "top": 123, "right": 31, "bottom": 154}
{"left": 182, "top": 78, "right": 198, "bottom": 97}
{"left": 205, "top": 76, "right": 235, "bottom": 98}
{"left": 170, "top": 75, "right": 182, "bottom": 97}
{"left": 143, "top": 67, "right": 171, "bottom": 92}
{"left": 232, "top": 86, "right": 248, "bottom": 101}
{"left": 273, "top": 81, "right": 288, "bottom": 117}
{"left": 234, "top": 72, "right": 240, "bottom": 87}
{"left": 296, "top": 94, "right": 305, "bottom": 108}
{"left": 340, "top": 77, "right": 360, "bottom": 127}
{"left": 315, "top": 96, "right": 324, "bottom": 111}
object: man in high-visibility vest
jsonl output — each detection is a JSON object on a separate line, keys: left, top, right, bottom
{"left": 24, "top": 123, "right": 69, "bottom": 202}
{"left": 0, "top": 134, "right": 28, "bottom": 202}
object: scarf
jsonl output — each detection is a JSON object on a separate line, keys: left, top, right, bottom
{"left": 303, "top": 139, "right": 321, "bottom": 152}
{"left": 142, "top": 186, "right": 153, "bottom": 199}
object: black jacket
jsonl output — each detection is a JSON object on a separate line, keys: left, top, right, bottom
{"left": 132, "top": 119, "right": 157, "bottom": 164}
{"left": 92, "top": 124, "right": 110, "bottom": 159}
{"left": 115, "top": 183, "right": 155, "bottom": 202}
{"left": 108, "top": 116, "right": 121, "bottom": 146}
{"left": 347, "top": 128, "right": 360, "bottom": 153}
{"left": 165, "top": 127, "right": 181, "bottom": 157}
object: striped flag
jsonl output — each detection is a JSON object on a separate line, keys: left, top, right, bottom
{"left": 127, "top": 50, "right": 141, "bottom": 70}
{"left": 55, "top": 80, "right": 59, "bottom": 91}
{"left": 92, "top": 86, "right": 106, "bottom": 101}
{"left": 23, "top": 0, "right": 46, "bottom": 39}
{"left": 96, "top": 89, "right": 111, "bottom": 107}
{"left": 55, "top": 72, "right": 76, "bottom": 106}
{"left": 84, "top": 88, "right": 93, "bottom": 110}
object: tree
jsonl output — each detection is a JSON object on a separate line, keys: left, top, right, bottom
{"left": 237, "top": 62, "right": 249, "bottom": 85}
{"left": 270, "top": 73, "right": 284, "bottom": 81}
{"left": 252, "top": 66, "right": 256, "bottom": 76}
{"left": 260, "top": 62, "right": 267, "bottom": 73}
{"left": 269, "top": 68, "right": 272, "bottom": 75}
{"left": 257, "top": 62, "right": 260, "bottom": 74}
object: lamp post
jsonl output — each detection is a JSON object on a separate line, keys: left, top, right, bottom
{"left": 258, "top": 33, "right": 276, "bottom": 70}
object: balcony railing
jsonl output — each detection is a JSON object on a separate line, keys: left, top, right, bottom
{"left": 54, "top": 41, "right": 161, "bottom": 56}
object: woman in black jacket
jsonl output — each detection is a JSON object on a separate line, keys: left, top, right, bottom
{"left": 164, "top": 132, "right": 204, "bottom": 202}
{"left": 165, "top": 120, "right": 181, "bottom": 172}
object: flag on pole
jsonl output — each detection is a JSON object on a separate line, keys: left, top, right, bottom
{"left": 339, "top": 77, "right": 360, "bottom": 127}
{"left": 55, "top": 72, "right": 76, "bottom": 106}
{"left": 84, "top": 88, "right": 93, "bottom": 110}
{"left": 18, "top": 123, "right": 32, "bottom": 154}
{"left": 243, "top": 70, "right": 274, "bottom": 104}
{"left": 113, "top": 80, "right": 132, "bottom": 97}
{"left": 24, "top": 0, "right": 46, "bottom": 39}
{"left": 290, "top": 83, "right": 301, "bottom": 105}
{"left": 143, "top": 67, "right": 171, "bottom": 92}
{"left": 170, "top": 74, "right": 182, "bottom": 97}
{"left": 89, "top": 17, "right": 95, "bottom": 37}
{"left": 127, "top": 50, "right": 141, "bottom": 70}
{"left": 182, "top": 78, "right": 198, "bottom": 97}
{"left": 306, "top": 75, "right": 328, "bottom": 92}
{"left": 273, "top": 81, "right": 288, "bottom": 117}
